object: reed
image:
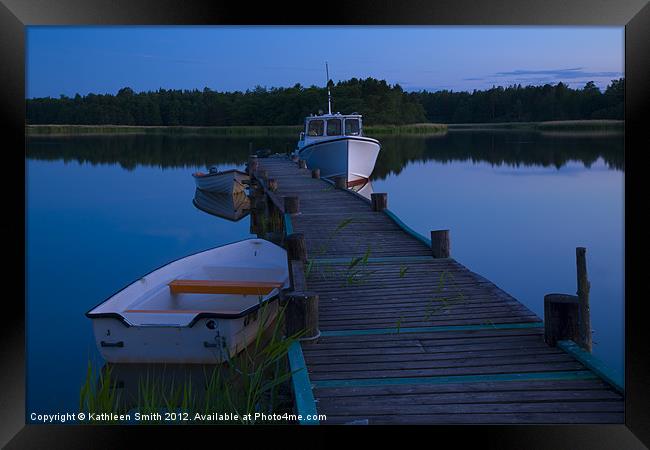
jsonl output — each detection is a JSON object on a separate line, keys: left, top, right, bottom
{"left": 79, "top": 360, "right": 125, "bottom": 420}
{"left": 341, "top": 246, "right": 376, "bottom": 287}
{"left": 422, "top": 270, "right": 466, "bottom": 321}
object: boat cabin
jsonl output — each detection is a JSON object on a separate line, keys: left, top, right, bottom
{"left": 299, "top": 113, "right": 364, "bottom": 144}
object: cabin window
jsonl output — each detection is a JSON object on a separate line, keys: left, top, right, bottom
{"left": 307, "top": 120, "right": 324, "bottom": 136}
{"left": 345, "top": 118, "right": 360, "bottom": 136}
{"left": 326, "top": 118, "right": 342, "bottom": 136}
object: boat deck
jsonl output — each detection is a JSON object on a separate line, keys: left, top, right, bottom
{"left": 254, "top": 156, "right": 623, "bottom": 425}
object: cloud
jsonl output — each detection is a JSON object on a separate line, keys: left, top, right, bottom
{"left": 493, "top": 67, "right": 621, "bottom": 79}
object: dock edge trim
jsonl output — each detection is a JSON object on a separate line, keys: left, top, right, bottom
{"left": 383, "top": 208, "right": 432, "bottom": 247}
{"left": 557, "top": 340, "right": 624, "bottom": 393}
{"left": 284, "top": 212, "right": 294, "bottom": 235}
{"left": 287, "top": 341, "right": 320, "bottom": 425}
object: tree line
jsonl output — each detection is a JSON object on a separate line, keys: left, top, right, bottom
{"left": 26, "top": 77, "right": 624, "bottom": 126}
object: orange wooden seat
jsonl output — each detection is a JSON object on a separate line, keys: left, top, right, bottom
{"left": 168, "top": 279, "right": 282, "bottom": 295}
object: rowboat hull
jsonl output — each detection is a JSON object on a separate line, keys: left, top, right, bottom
{"left": 193, "top": 169, "right": 249, "bottom": 194}
{"left": 297, "top": 137, "right": 380, "bottom": 183}
{"left": 86, "top": 239, "right": 289, "bottom": 364}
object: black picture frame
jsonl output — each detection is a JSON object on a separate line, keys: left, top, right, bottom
{"left": 3, "top": 0, "right": 648, "bottom": 447}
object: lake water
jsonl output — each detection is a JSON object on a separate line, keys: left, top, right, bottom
{"left": 26, "top": 130, "right": 624, "bottom": 417}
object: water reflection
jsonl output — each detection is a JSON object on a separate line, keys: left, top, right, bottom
{"left": 26, "top": 130, "right": 623, "bottom": 175}
{"left": 372, "top": 132, "right": 623, "bottom": 180}
{"left": 193, "top": 189, "right": 251, "bottom": 222}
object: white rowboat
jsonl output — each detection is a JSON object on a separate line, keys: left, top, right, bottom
{"left": 192, "top": 168, "right": 249, "bottom": 194}
{"left": 86, "top": 239, "right": 289, "bottom": 364}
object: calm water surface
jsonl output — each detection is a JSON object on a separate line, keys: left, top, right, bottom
{"left": 26, "top": 131, "right": 624, "bottom": 416}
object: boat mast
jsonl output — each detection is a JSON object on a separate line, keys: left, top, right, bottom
{"left": 326, "top": 62, "right": 332, "bottom": 115}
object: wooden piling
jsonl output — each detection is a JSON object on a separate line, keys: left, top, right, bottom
{"left": 257, "top": 169, "right": 268, "bottom": 183}
{"left": 334, "top": 176, "right": 347, "bottom": 190}
{"left": 286, "top": 233, "right": 307, "bottom": 261}
{"left": 371, "top": 193, "right": 388, "bottom": 212}
{"left": 285, "top": 291, "right": 320, "bottom": 341}
{"left": 543, "top": 247, "right": 592, "bottom": 351}
{"left": 248, "top": 155, "right": 259, "bottom": 176}
{"left": 252, "top": 197, "right": 266, "bottom": 213}
{"left": 284, "top": 196, "right": 300, "bottom": 214}
{"left": 430, "top": 230, "right": 450, "bottom": 258}
{"left": 576, "top": 247, "right": 592, "bottom": 352}
{"left": 298, "top": 159, "right": 307, "bottom": 169}
{"left": 311, "top": 168, "right": 321, "bottom": 179}
{"left": 544, "top": 293, "right": 580, "bottom": 346}
{"left": 267, "top": 178, "right": 278, "bottom": 192}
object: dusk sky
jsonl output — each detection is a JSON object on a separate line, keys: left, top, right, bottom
{"left": 26, "top": 26, "right": 624, "bottom": 98}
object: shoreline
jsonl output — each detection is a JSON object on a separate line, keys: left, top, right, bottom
{"left": 25, "top": 120, "right": 623, "bottom": 137}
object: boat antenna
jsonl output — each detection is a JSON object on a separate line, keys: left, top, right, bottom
{"left": 325, "top": 61, "right": 332, "bottom": 115}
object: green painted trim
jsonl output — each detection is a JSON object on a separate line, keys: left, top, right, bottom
{"left": 287, "top": 342, "right": 319, "bottom": 425}
{"left": 284, "top": 213, "right": 294, "bottom": 236}
{"left": 320, "top": 321, "right": 543, "bottom": 337}
{"left": 557, "top": 340, "right": 624, "bottom": 393}
{"left": 313, "top": 255, "right": 435, "bottom": 264}
{"left": 383, "top": 208, "right": 432, "bottom": 247}
{"left": 312, "top": 370, "right": 598, "bottom": 389}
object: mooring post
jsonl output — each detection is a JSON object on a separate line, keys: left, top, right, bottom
{"left": 285, "top": 234, "right": 306, "bottom": 308}
{"left": 257, "top": 169, "right": 268, "bottom": 184}
{"left": 252, "top": 196, "right": 266, "bottom": 213}
{"left": 311, "top": 168, "right": 320, "bottom": 179}
{"left": 283, "top": 195, "right": 300, "bottom": 215}
{"left": 247, "top": 155, "right": 258, "bottom": 176}
{"left": 544, "top": 293, "right": 580, "bottom": 346}
{"left": 249, "top": 200, "right": 263, "bottom": 235}
{"left": 371, "top": 193, "right": 388, "bottom": 212}
{"left": 430, "top": 230, "right": 450, "bottom": 258}
{"left": 543, "top": 247, "right": 592, "bottom": 351}
{"left": 334, "top": 176, "right": 347, "bottom": 190}
{"left": 286, "top": 233, "right": 307, "bottom": 261}
{"left": 267, "top": 178, "right": 278, "bottom": 192}
{"left": 284, "top": 234, "right": 318, "bottom": 341}
{"left": 285, "top": 291, "right": 320, "bottom": 341}
{"left": 576, "top": 247, "right": 592, "bottom": 352}
{"left": 298, "top": 159, "right": 307, "bottom": 169}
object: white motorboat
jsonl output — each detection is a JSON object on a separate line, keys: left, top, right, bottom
{"left": 192, "top": 168, "right": 249, "bottom": 194}
{"left": 86, "top": 239, "right": 289, "bottom": 364}
{"left": 193, "top": 189, "right": 250, "bottom": 222}
{"left": 295, "top": 113, "right": 381, "bottom": 183}
{"left": 293, "top": 63, "right": 380, "bottom": 183}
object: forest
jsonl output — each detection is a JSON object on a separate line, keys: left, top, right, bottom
{"left": 26, "top": 77, "right": 624, "bottom": 126}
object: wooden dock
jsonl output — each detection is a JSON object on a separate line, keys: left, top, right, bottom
{"left": 250, "top": 155, "right": 623, "bottom": 425}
